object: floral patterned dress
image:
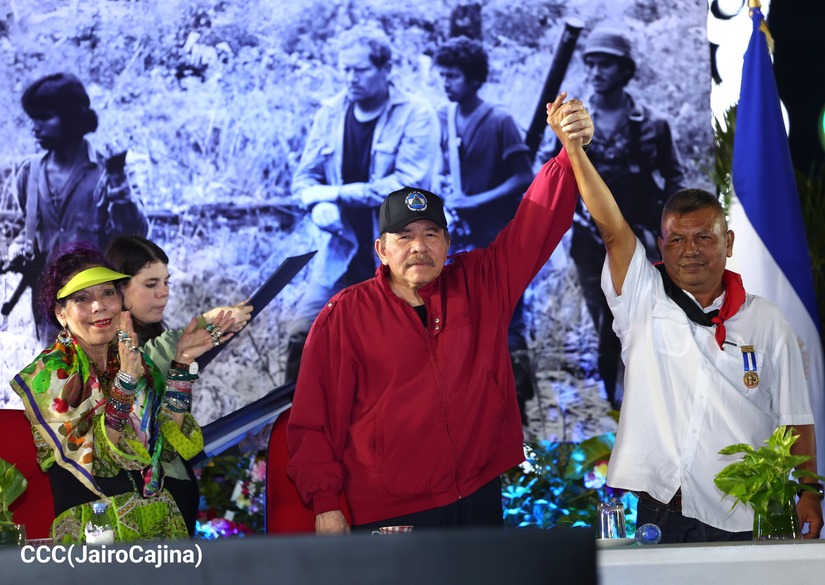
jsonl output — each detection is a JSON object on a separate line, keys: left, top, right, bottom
{"left": 10, "top": 337, "right": 203, "bottom": 543}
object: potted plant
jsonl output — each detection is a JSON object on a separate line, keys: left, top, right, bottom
{"left": 0, "top": 458, "right": 28, "bottom": 546}
{"left": 713, "top": 426, "right": 825, "bottom": 540}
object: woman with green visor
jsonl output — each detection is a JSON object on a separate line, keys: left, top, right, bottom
{"left": 10, "top": 241, "right": 234, "bottom": 543}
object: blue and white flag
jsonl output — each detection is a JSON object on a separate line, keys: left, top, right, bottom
{"left": 728, "top": 7, "right": 824, "bottom": 476}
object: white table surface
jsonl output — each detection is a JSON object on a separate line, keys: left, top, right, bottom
{"left": 599, "top": 539, "right": 825, "bottom": 585}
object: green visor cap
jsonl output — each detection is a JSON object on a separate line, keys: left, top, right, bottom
{"left": 56, "top": 266, "right": 131, "bottom": 300}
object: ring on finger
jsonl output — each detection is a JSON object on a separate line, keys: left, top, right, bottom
{"left": 116, "top": 329, "right": 143, "bottom": 353}
{"left": 207, "top": 324, "right": 222, "bottom": 346}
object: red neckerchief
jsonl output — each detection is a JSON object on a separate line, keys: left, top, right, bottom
{"left": 712, "top": 270, "right": 746, "bottom": 349}
{"left": 655, "top": 265, "right": 746, "bottom": 350}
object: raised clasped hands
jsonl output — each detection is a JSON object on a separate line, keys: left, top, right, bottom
{"left": 546, "top": 91, "right": 594, "bottom": 151}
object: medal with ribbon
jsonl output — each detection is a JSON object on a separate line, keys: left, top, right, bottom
{"left": 741, "top": 345, "right": 759, "bottom": 389}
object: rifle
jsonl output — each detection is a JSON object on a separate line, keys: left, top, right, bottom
{"left": 1, "top": 270, "right": 35, "bottom": 317}
{"left": 0, "top": 254, "right": 36, "bottom": 317}
{"left": 524, "top": 19, "right": 585, "bottom": 161}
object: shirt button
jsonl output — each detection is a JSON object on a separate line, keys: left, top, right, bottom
{"left": 434, "top": 325, "right": 440, "bottom": 331}
{"left": 434, "top": 317, "right": 440, "bottom": 324}
{"left": 327, "top": 302, "right": 333, "bottom": 307}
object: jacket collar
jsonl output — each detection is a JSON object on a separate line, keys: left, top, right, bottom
{"left": 376, "top": 264, "right": 446, "bottom": 335}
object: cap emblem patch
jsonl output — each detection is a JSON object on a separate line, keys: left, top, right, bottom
{"left": 405, "top": 192, "right": 428, "bottom": 212}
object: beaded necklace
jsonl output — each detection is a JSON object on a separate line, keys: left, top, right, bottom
{"left": 90, "top": 342, "right": 120, "bottom": 395}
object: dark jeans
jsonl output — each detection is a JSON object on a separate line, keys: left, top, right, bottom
{"left": 352, "top": 477, "right": 504, "bottom": 532}
{"left": 636, "top": 494, "right": 751, "bottom": 543}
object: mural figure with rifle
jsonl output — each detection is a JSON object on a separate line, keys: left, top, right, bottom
{"left": 2, "top": 73, "right": 148, "bottom": 341}
{"left": 434, "top": 22, "right": 583, "bottom": 423}
{"left": 433, "top": 36, "right": 535, "bottom": 422}
{"left": 571, "top": 28, "right": 686, "bottom": 407}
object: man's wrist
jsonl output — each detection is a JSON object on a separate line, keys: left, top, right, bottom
{"left": 336, "top": 184, "right": 353, "bottom": 201}
{"left": 798, "top": 482, "right": 825, "bottom": 501}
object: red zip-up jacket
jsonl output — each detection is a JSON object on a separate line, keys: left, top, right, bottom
{"left": 287, "top": 149, "right": 577, "bottom": 525}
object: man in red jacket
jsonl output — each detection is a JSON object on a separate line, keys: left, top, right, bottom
{"left": 287, "top": 92, "right": 593, "bottom": 534}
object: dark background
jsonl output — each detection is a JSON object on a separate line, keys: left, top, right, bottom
{"left": 771, "top": 0, "right": 825, "bottom": 172}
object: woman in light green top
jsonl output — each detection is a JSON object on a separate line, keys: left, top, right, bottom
{"left": 105, "top": 235, "right": 252, "bottom": 533}
{"left": 106, "top": 236, "right": 252, "bottom": 375}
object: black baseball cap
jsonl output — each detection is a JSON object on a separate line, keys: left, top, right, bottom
{"left": 379, "top": 187, "right": 448, "bottom": 234}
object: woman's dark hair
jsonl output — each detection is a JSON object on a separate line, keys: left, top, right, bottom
{"left": 22, "top": 73, "right": 99, "bottom": 140}
{"left": 105, "top": 236, "right": 169, "bottom": 342}
{"left": 37, "top": 241, "right": 115, "bottom": 329}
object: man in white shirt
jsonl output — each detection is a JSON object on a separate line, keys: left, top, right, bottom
{"left": 558, "top": 130, "right": 823, "bottom": 542}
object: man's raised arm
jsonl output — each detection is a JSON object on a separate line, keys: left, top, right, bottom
{"left": 547, "top": 96, "right": 637, "bottom": 294}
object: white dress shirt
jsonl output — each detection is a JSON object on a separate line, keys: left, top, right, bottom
{"left": 604, "top": 239, "right": 814, "bottom": 531}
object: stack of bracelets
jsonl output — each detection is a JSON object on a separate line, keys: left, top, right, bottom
{"left": 105, "top": 371, "right": 140, "bottom": 431}
{"left": 164, "top": 361, "right": 198, "bottom": 414}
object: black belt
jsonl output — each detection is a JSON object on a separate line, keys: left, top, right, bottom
{"left": 637, "top": 489, "right": 682, "bottom": 513}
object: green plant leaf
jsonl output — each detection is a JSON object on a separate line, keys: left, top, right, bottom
{"left": 714, "top": 426, "right": 817, "bottom": 514}
{"left": 0, "top": 459, "right": 28, "bottom": 513}
{"left": 794, "top": 469, "right": 825, "bottom": 482}
{"left": 717, "top": 443, "right": 756, "bottom": 456}
{"left": 564, "top": 433, "right": 614, "bottom": 480}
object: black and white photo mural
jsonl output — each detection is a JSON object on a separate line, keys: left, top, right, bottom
{"left": 0, "top": 0, "right": 713, "bottom": 441}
